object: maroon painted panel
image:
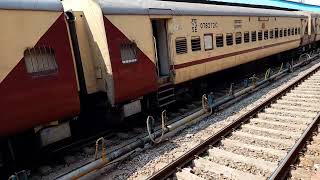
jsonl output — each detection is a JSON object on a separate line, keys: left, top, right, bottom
{"left": 103, "top": 17, "right": 158, "bottom": 104}
{"left": 0, "top": 14, "right": 80, "bottom": 136}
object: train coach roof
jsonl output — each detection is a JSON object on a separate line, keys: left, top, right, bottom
{"left": 0, "top": 0, "right": 63, "bottom": 11}
{"left": 97, "top": 0, "right": 306, "bottom": 18}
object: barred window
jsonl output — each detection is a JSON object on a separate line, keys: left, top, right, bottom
{"left": 175, "top": 37, "right": 187, "bottom": 54}
{"left": 191, "top": 36, "right": 201, "bottom": 51}
{"left": 204, "top": 34, "right": 213, "bottom": 51}
{"left": 251, "top": 31, "right": 257, "bottom": 42}
{"left": 120, "top": 43, "right": 137, "bottom": 64}
{"left": 24, "top": 47, "right": 58, "bottom": 75}
{"left": 288, "top": 28, "right": 291, "bottom": 36}
{"left": 236, "top": 32, "right": 242, "bottom": 44}
{"left": 226, "top": 33, "right": 233, "bottom": 46}
{"left": 292, "top": 28, "right": 295, "bottom": 35}
{"left": 280, "top": 28, "right": 283, "bottom": 37}
{"left": 275, "top": 28, "right": 279, "bottom": 38}
{"left": 264, "top": 30, "right": 268, "bottom": 40}
{"left": 295, "top": 28, "right": 298, "bottom": 35}
{"left": 258, "top": 31, "right": 263, "bottom": 41}
{"left": 216, "top": 34, "right": 224, "bottom": 47}
{"left": 270, "top": 29, "right": 274, "bottom": 39}
{"left": 244, "top": 32, "right": 250, "bottom": 43}
{"left": 284, "top": 28, "right": 287, "bottom": 37}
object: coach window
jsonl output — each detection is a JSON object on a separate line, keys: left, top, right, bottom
{"left": 288, "top": 28, "right": 291, "bottom": 36}
{"left": 284, "top": 28, "right": 287, "bottom": 37}
{"left": 275, "top": 28, "right": 279, "bottom": 38}
{"left": 236, "top": 32, "right": 242, "bottom": 44}
{"left": 216, "top": 34, "right": 224, "bottom": 47}
{"left": 226, "top": 33, "right": 233, "bottom": 46}
{"left": 24, "top": 47, "right": 58, "bottom": 75}
{"left": 295, "top": 28, "right": 298, "bottom": 35}
{"left": 251, "top": 31, "right": 257, "bottom": 42}
{"left": 120, "top": 43, "right": 137, "bottom": 64}
{"left": 175, "top": 37, "right": 188, "bottom": 54}
{"left": 292, "top": 28, "right": 295, "bottom": 36}
{"left": 270, "top": 29, "right": 274, "bottom": 39}
{"left": 280, "top": 28, "right": 283, "bottom": 37}
{"left": 191, "top": 36, "right": 201, "bottom": 52}
{"left": 244, "top": 32, "right": 250, "bottom": 43}
{"left": 204, "top": 34, "right": 213, "bottom": 51}
{"left": 258, "top": 30, "right": 263, "bottom": 41}
{"left": 264, "top": 30, "right": 268, "bottom": 40}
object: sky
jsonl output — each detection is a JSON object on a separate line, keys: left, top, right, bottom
{"left": 287, "top": 0, "right": 320, "bottom": 5}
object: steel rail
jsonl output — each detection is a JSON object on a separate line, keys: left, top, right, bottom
{"left": 147, "top": 62, "right": 320, "bottom": 180}
{"left": 269, "top": 113, "right": 320, "bottom": 180}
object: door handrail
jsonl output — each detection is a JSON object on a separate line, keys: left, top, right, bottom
{"left": 153, "top": 36, "right": 160, "bottom": 77}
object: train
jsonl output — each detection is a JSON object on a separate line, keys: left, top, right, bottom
{"left": 1, "top": 0, "right": 320, "bottom": 172}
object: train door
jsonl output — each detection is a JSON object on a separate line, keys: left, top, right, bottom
{"left": 152, "top": 19, "right": 170, "bottom": 80}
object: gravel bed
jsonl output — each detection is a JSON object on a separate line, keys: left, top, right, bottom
{"left": 249, "top": 121, "right": 304, "bottom": 133}
{"left": 290, "top": 130, "right": 320, "bottom": 180}
{"left": 240, "top": 127, "right": 297, "bottom": 140}
{"left": 193, "top": 167, "right": 230, "bottom": 180}
{"left": 219, "top": 144, "right": 282, "bottom": 162}
{"left": 229, "top": 134, "right": 291, "bottom": 151}
{"left": 92, "top": 60, "right": 320, "bottom": 180}
{"left": 205, "top": 155, "right": 270, "bottom": 177}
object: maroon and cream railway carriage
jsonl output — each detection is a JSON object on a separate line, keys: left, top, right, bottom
{"left": 0, "top": 0, "right": 80, "bottom": 158}
{"left": 1, "top": 0, "right": 320, "bottom": 174}
{"left": 67, "top": 0, "right": 313, "bottom": 119}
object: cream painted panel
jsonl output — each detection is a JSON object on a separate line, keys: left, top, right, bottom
{"left": 0, "top": 10, "right": 60, "bottom": 83}
{"left": 106, "top": 15, "right": 156, "bottom": 64}
{"left": 63, "top": 0, "right": 116, "bottom": 104}
{"left": 73, "top": 12, "right": 98, "bottom": 94}
{"left": 168, "top": 15, "right": 302, "bottom": 84}
{"left": 168, "top": 16, "right": 301, "bottom": 65}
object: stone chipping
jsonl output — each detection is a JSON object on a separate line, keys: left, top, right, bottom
{"left": 92, "top": 60, "right": 320, "bottom": 180}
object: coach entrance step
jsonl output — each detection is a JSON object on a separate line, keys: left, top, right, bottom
{"left": 157, "top": 82, "right": 176, "bottom": 108}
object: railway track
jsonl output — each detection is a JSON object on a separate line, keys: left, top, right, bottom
{"left": 25, "top": 51, "right": 318, "bottom": 179}
{"left": 147, "top": 61, "right": 320, "bottom": 180}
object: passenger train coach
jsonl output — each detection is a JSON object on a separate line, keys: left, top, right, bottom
{"left": 1, "top": 0, "right": 320, "bottom": 170}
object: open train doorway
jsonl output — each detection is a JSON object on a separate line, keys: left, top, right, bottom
{"left": 152, "top": 19, "right": 170, "bottom": 80}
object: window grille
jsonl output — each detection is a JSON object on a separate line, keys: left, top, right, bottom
{"left": 191, "top": 36, "right": 201, "bottom": 51}
{"left": 244, "top": 32, "right": 249, "bottom": 43}
{"left": 264, "top": 30, "right": 268, "bottom": 40}
{"left": 236, "top": 32, "right": 242, "bottom": 44}
{"left": 270, "top": 29, "right": 274, "bottom": 39}
{"left": 226, "top": 33, "right": 233, "bottom": 46}
{"left": 251, "top": 31, "right": 257, "bottom": 42}
{"left": 275, "top": 28, "right": 279, "bottom": 38}
{"left": 24, "top": 47, "right": 58, "bottom": 75}
{"left": 216, "top": 34, "right": 224, "bottom": 47}
{"left": 120, "top": 43, "right": 137, "bottom": 64}
{"left": 175, "top": 37, "right": 187, "bottom": 54}
{"left": 284, "top": 28, "right": 287, "bottom": 37}
{"left": 258, "top": 31, "right": 263, "bottom": 41}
